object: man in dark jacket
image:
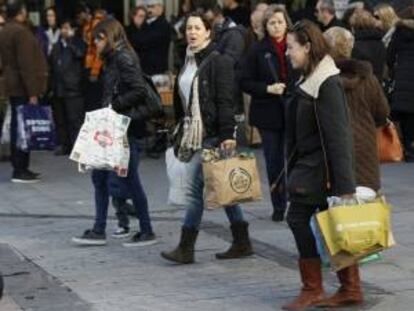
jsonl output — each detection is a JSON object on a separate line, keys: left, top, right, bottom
{"left": 0, "top": 0, "right": 48, "bottom": 183}
{"left": 50, "top": 19, "right": 87, "bottom": 155}
{"left": 222, "top": 0, "right": 251, "bottom": 28}
{"left": 387, "top": 12, "right": 414, "bottom": 161}
{"left": 138, "top": 0, "right": 172, "bottom": 75}
{"left": 204, "top": 5, "right": 247, "bottom": 115}
{"left": 315, "top": 0, "right": 345, "bottom": 31}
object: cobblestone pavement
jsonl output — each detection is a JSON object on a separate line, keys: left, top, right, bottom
{"left": 0, "top": 152, "right": 413, "bottom": 311}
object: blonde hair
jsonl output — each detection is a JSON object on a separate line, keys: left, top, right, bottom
{"left": 374, "top": 3, "right": 399, "bottom": 31}
{"left": 349, "top": 9, "right": 378, "bottom": 30}
{"left": 324, "top": 26, "right": 355, "bottom": 60}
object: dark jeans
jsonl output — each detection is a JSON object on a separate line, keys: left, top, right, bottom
{"left": 52, "top": 96, "right": 85, "bottom": 151}
{"left": 258, "top": 128, "right": 286, "bottom": 213}
{"left": 112, "top": 197, "right": 130, "bottom": 230}
{"left": 286, "top": 202, "right": 328, "bottom": 259}
{"left": 92, "top": 138, "right": 153, "bottom": 234}
{"left": 9, "top": 97, "right": 30, "bottom": 174}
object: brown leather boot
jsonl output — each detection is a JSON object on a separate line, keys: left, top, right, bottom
{"left": 282, "top": 258, "right": 325, "bottom": 311}
{"left": 316, "top": 264, "right": 363, "bottom": 308}
{"left": 161, "top": 227, "right": 198, "bottom": 264}
{"left": 216, "top": 221, "right": 254, "bottom": 260}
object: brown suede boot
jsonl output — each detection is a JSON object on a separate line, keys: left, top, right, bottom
{"left": 161, "top": 227, "right": 198, "bottom": 264}
{"left": 282, "top": 258, "right": 325, "bottom": 311}
{"left": 216, "top": 221, "right": 254, "bottom": 260}
{"left": 316, "top": 264, "right": 363, "bottom": 308}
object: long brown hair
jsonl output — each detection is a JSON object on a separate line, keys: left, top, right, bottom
{"left": 93, "top": 17, "right": 133, "bottom": 54}
{"left": 288, "top": 20, "right": 330, "bottom": 76}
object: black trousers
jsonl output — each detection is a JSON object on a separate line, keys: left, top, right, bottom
{"left": 395, "top": 112, "right": 414, "bottom": 153}
{"left": 52, "top": 96, "right": 85, "bottom": 151}
{"left": 9, "top": 97, "right": 30, "bottom": 173}
{"left": 286, "top": 201, "right": 328, "bottom": 259}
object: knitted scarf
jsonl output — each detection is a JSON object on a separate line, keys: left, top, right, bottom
{"left": 178, "top": 45, "right": 208, "bottom": 156}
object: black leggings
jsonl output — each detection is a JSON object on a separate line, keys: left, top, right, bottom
{"left": 286, "top": 202, "right": 327, "bottom": 259}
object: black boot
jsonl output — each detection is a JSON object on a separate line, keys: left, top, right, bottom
{"left": 216, "top": 221, "right": 254, "bottom": 260}
{"left": 161, "top": 227, "right": 198, "bottom": 264}
{"left": 0, "top": 272, "right": 3, "bottom": 300}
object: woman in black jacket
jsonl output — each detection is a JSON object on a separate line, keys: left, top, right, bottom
{"left": 349, "top": 9, "right": 386, "bottom": 82}
{"left": 387, "top": 7, "right": 414, "bottom": 161}
{"left": 282, "top": 21, "right": 360, "bottom": 311}
{"left": 72, "top": 18, "right": 157, "bottom": 247}
{"left": 161, "top": 12, "right": 253, "bottom": 265}
{"left": 241, "top": 5, "right": 294, "bottom": 221}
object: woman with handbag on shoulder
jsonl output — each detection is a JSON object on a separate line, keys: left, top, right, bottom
{"left": 282, "top": 20, "right": 361, "bottom": 311}
{"left": 161, "top": 12, "right": 253, "bottom": 264}
{"left": 72, "top": 18, "right": 157, "bottom": 247}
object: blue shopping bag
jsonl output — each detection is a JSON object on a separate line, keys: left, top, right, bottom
{"left": 17, "top": 105, "right": 56, "bottom": 152}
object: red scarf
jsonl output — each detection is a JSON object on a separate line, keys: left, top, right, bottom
{"left": 271, "top": 37, "right": 288, "bottom": 83}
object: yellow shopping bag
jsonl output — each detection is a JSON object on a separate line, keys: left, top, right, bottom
{"left": 316, "top": 201, "right": 392, "bottom": 256}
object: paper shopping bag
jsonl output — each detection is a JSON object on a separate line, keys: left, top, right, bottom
{"left": 203, "top": 154, "right": 262, "bottom": 209}
{"left": 316, "top": 201, "right": 391, "bottom": 256}
{"left": 70, "top": 107, "right": 131, "bottom": 176}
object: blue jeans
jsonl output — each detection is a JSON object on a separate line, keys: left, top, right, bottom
{"left": 92, "top": 138, "right": 153, "bottom": 234}
{"left": 259, "top": 129, "right": 287, "bottom": 213}
{"left": 182, "top": 153, "right": 245, "bottom": 230}
{"left": 9, "top": 97, "right": 30, "bottom": 173}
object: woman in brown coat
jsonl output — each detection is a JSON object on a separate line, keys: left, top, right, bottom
{"left": 324, "top": 26, "right": 390, "bottom": 193}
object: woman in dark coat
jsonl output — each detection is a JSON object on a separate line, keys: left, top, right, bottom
{"left": 349, "top": 9, "right": 386, "bottom": 82}
{"left": 36, "top": 6, "right": 60, "bottom": 57}
{"left": 282, "top": 21, "right": 360, "bottom": 311}
{"left": 324, "top": 26, "right": 390, "bottom": 192}
{"left": 72, "top": 18, "right": 156, "bottom": 247}
{"left": 241, "top": 5, "right": 294, "bottom": 222}
{"left": 161, "top": 12, "right": 253, "bottom": 265}
{"left": 387, "top": 7, "right": 414, "bottom": 161}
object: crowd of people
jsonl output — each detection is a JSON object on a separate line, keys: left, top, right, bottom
{"left": 1, "top": 0, "right": 414, "bottom": 310}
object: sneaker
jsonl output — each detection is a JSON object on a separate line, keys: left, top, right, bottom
{"left": 72, "top": 229, "right": 107, "bottom": 246}
{"left": 123, "top": 232, "right": 158, "bottom": 247}
{"left": 111, "top": 227, "right": 131, "bottom": 239}
{"left": 11, "top": 171, "right": 40, "bottom": 184}
{"left": 26, "top": 169, "right": 41, "bottom": 178}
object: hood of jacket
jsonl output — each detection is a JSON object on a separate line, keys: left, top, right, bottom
{"left": 299, "top": 55, "right": 340, "bottom": 99}
{"left": 395, "top": 19, "right": 414, "bottom": 41}
{"left": 214, "top": 18, "right": 246, "bottom": 40}
{"left": 335, "top": 58, "right": 373, "bottom": 91}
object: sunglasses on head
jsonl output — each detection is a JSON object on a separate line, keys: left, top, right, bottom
{"left": 291, "top": 21, "right": 311, "bottom": 43}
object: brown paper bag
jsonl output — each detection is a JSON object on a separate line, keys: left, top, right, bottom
{"left": 203, "top": 156, "right": 262, "bottom": 209}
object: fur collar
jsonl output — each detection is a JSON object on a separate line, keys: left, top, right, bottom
{"left": 299, "top": 55, "right": 340, "bottom": 99}
{"left": 336, "top": 59, "right": 372, "bottom": 90}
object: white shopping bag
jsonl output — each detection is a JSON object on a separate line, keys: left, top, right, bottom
{"left": 166, "top": 147, "right": 200, "bottom": 206}
{"left": 0, "top": 105, "right": 11, "bottom": 145}
{"left": 70, "top": 107, "right": 131, "bottom": 177}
